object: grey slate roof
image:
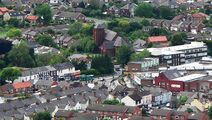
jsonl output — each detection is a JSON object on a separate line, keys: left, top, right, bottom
{"left": 53, "top": 62, "right": 74, "bottom": 70}
{"left": 87, "top": 104, "right": 137, "bottom": 113}
{"left": 163, "top": 69, "right": 181, "bottom": 79}
{"left": 22, "top": 66, "right": 56, "bottom": 77}
{"left": 105, "top": 29, "right": 117, "bottom": 41}
{"left": 151, "top": 109, "right": 172, "bottom": 116}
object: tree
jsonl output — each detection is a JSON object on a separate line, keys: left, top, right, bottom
{"left": 6, "top": 28, "right": 22, "bottom": 38}
{"left": 103, "top": 99, "right": 123, "bottom": 105}
{"left": 116, "top": 46, "right": 132, "bottom": 66}
{"left": 33, "top": 112, "right": 51, "bottom": 120}
{"left": 91, "top": 55, "right": 114, "bottom": 74}
{"left": 72, "top": 60, "right": 87, "bottom": 71}
{"left": 205, "top": 40, "right": 212, "bottom": 56}
{"left": 141, "top": 19, "right": 150, "bottom": 26}
{"left": 186, "top": 108, "right": 193, "bottom": 113}
{"left": 158, "top": 6, "right": 175, "bottom": 20}
{"left": 209, "top": 106, "right": 212, "bottom": 119}
{"left": 171, "top": 32, "right": 187, "bottom": 46}
{"left": 68, "top": 22, "right": 82, "bottom": 35}
{"left": 0, "top": 67, "right": 21, "bottom": 82}
{"left": 35, "top": 35, "right": 55, "bottom": 47}
{"left": 35, "top": 54, "right": 52, "bottom": 67}
{"left": 81, "top": 23, "right": 94, "bottom": 36}
{"left": 0, "top": 60, "right": 6, "bottom": 70}
{"left": 149, "top": 28, "right": 169, "bottom": 36}
{"left": 178, "top": 96, "right": 188, "bottom": 105}
{"left": 130, "top": 49, "right": 151, "bottom": 61}
{"left": 49, "top": 54, "right": 67, "bottom": 65}
{"left": 135, "top": 3, "right": 154, "bottom": 18}
{"left": 35, "top": 4, "right": 52, "bottom": 25}
{"left": 7, "top": 18, "right": 21, "bottom": 27}
{"left": 7, "top": 42, "right": 35, "bottom": 67}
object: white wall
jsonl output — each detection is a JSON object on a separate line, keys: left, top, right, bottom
{"left": 121, "top": 96, "right": 136, "bottom": 106}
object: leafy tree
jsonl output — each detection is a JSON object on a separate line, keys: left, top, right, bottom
{"left": 33, "top": 112, "right": 51, "bottom": 120}
{"left": 205, "top": 40, "right": 212, "bottom": 56}
{"left": 89, "top": 0, "right": 100, "bottom": 9}
{"left": 141, "top": 19, "right": 150, "bottom": 26}
{"left": 91, "top": 55, "right": 114, "bottom": 74}
{"left": 186, "top": 108, "right": 193, "bottom": 113}
{"left": 149, "top": 28, "right": 169, "bottom": 36}
{"left": 7, "top": 18, "right": 21, "bottom": 27}
{"left": 49, "top": 54, "right": 67, "bottom": 65}
{"left": 178, "top": 96, "right": 188, "bottom": 105}
{"left": 78, "top": 1, "right": 85, "bottom": 8}
{"left": 209, "top": 106, "right": 212, "bottom": 119}
{"left": 81, "top": 23, "right": 94, "bottom": 36}
{"left": 116, "top": 46, "right": 133, "bottom": 66}
{"left": 35, "top": 54, "right": 52, "bottom": 67}
{"left": 35, "top": 34, "right": 55, "bottom": 47}
{"left": 171, "top": 32, "right": 187, "bottom": 46}
{"left": 7, "top": 42, "right": 35, "bottom": 67}
{"left": 68, "top": 22, "right": 82, "bottom": 35}
{"left": 72, "top": 60, "right": 87, "bottom": 70}
{"left": 135, "top": 3, "right": 154, "bottom": 18}
{"left": 130, "top": 49, "right": 151, "bottom": 61}
{"left": 158, "top": 6, "right": 175, "bottom": 20}
{"left": 129, "top": 30, "right": 149, "bottom": 41}
{"left": 81, "top": 69, "right": 99, "bottom": 75}
{"left": 0, "top": 67, "right": 21, "bottom": 82}
{"left": 103, "top": 99, "right": 123, "bottom": 105}
{"left": 0, "top": 60, "right": 6, "bottom": 70}
{"left": 6, "top": 28, "right": 22, "bottom": 38}
{"left": 35, "top": 4, "right": 52, "bottom": 24}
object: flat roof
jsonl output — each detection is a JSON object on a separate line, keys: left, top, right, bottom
{"left": 136, "top": 42, "right": 206, "bottom": 56}
{"left": 172, "top": 74, "right": 207, "bottom": 82}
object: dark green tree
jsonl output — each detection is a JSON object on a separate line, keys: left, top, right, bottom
{"left": 171, "top": 32, "right": 187, "bottom": 46}
{"left": 186, "top": 108, "right": 193, "bottom": 113}
{"left": 35, "top": 4, "right": 52, "bottom": 25}
{"left": 7, "top": 18, "right": 21, "bottom": 27}
{"left": 116, "top": 46, "right": 133, "bottom": 66}
{"left": 71, "top": 60, "right": 87, "bottom": 71}
{"left": 178, "top": 96, "right": 188, "bottom": 105}
{"left": 33, "top": 112, "right": 51, "bottom": 120}
{"left": 149, "top": 28, "right": 169, "bottom": 36}
{"left": 7, "top": 42, "right": 35, "bottom": 67}
{"left": 35, "top": 34, "right": 55, "bottom": 47}
{"left": 158, "top": 6, "right": 176, "bottom": 20}
{"left": 0, "top": 67, "right": 21, "bottom": 82}
{"left": 209, "top": 106, "right": 212, "bottom": 119}
{"left": 135, "top": 3, "right": 154, "bottom": 18}
{"left": 141, "top": 19, "right": 150, "bottom": 26}
{"left": 103, "top": 99, "right": 123, "bottom": 105}
{"left": 205, "top": 40, "right": 212, "bottom": 56}
{"left": 91, "top": 55, "right": 114, "bottom": 74}
{"left": 0, "top": 60, "right": 6, "bottom": 70}
{"left": 68, "top": 22, "right": 82, "bottom": 35}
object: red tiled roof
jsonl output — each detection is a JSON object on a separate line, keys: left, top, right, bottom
{"left": 26, "top": 15, "right": 39, "bottom": 21}
{"left": 0, "top": 7, "right": 9, "bottom": 13}
{"left": 148, "top": 36, "right": 168, "bottom": 43}
{"left": 192, "top": 12, "right": 208, "bottom": 18}
{"left": 12, "top": 82, "right": 33, "bottom": 89}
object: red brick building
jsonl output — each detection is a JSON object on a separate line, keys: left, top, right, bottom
{"left": 86, "top": 104, "right": 141, "bottom": 120}
{"left": 154, "top": 69, "right": 212, "bottom": 92}
{"left": 150, "top": 109, "right": 209, "bottom": 120}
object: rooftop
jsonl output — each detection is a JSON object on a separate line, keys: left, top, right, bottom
{"left": 137, "top": 42, "right": 206, "bottom": 56}
{"left": 172, "top": 74, "right": 207, "bottom": 82}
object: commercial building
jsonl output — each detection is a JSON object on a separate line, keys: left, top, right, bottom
{"left": 137, "top": 42, "right": 207, "bottom": 66}
{"left": 154, "top": 69, "right": 212, "bottom": 92}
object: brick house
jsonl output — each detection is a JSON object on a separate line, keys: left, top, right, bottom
{"left": 192, "top": 12, "right": 209, "bottom": 22}
{"left": 93, "top": 24, "right": 127, "bottom": 56}
{"left": 190, "top": 22, "right": 204, "bottom": 34}
{"left": 148, "top": 36, "right": 168, "bottom": 47}
{"left": 151, "top": 19, "right": 164, "bottom": 28}
{"left": 119, "top": 3, "right": 137, "bottom": 17}
{"left": 12, "top": 81, "right": 33, "bottom": 93}
{"left": 154, "top": 69, "right": 212, "bottom": 92}
{"left": 86, "top": 104, "right": 141, "bottom": 120}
